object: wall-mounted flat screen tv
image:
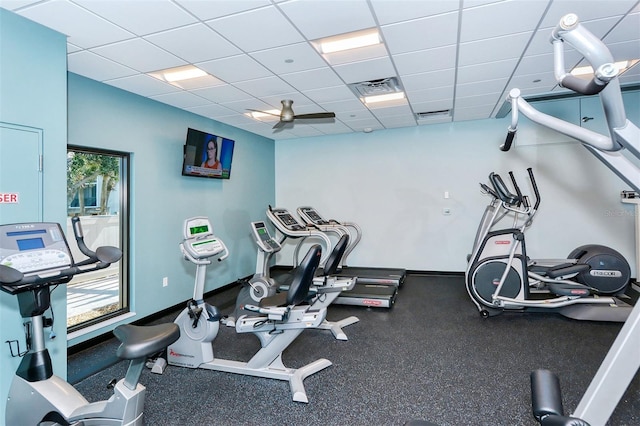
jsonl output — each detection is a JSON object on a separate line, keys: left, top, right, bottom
{"left": 182, "top": 128, "right": 235, "bottom": 179}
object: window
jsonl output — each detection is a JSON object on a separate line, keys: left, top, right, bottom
{"left": 66, "top": 147, "right": 129, "bottom": 331}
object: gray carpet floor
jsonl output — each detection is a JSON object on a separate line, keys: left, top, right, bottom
{"left": 69, "top": 273, "right": 639, "bottom": 425}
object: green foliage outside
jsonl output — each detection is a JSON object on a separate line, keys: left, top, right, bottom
{"left": 67, "top": 151, "right": 119, "bottom": 215}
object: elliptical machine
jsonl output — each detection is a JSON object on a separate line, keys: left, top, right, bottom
{"left": 466, "top": 168, "right": 632, "bottom": 321}
{"left": 167, "top": 216, "right": 332, "bottom": 403}
{"left": 227, "top": 220, "right": 359, "bottom": 340}
{"left": 1, "top": 218, "right": 179, "bottom": 425}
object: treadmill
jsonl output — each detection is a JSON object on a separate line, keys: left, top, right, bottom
{"left": 266, "top": 206, "right": 397, "bottom": 308}
{"left": 296, "top": 206, "right": 406, "bottom": 288}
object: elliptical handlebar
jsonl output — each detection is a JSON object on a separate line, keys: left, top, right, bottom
{"left": 489, "top": 172, "right": 521, "bottom": 206}
{"left": 527, "top": 167, "right": 541, "bottom": 210}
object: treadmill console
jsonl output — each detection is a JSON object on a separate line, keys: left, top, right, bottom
{"left": 298, "top": 207, "right": 330, "bottom": 225}
{"left": 251, "top": 221, "right": 281, "bottom": 253}
{"left": 272, "top": 210, "right": 306, "bottom": 231}
{"left": 182, "top": 217, "right": 225, "bottom": 260}
{"left": 0, "top": 222, "right": 72, "bottom": 276}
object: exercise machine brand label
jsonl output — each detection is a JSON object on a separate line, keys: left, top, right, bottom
{"left": 590, "top": 270, "right": 622, "bottom": 277}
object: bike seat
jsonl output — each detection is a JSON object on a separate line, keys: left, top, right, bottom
{"left": 114, "top": 323, "right": 180, "bottom": 360}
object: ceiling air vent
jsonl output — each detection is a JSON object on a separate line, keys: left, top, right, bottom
{"left": 348, "top": 77, "right": 402, "bottom": 97}
{"left": 416, "top": 109, "right": 451, "bottom": 120}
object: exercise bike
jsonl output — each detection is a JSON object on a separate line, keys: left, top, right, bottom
{"left": 1, "top": 218, "right": 179, "bottom": 425}
{"left": 466, "top": 168, "right": 632, "bottom": 321}
{"left": 227, "top": 220, "right": 359, "bottom": 340}
{"left": 166, "top": 216, "right": 332, "bottom": 403}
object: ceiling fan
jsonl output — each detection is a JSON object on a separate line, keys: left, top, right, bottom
{"left": 249, "top": 100, "right": 335, "bottom": 130}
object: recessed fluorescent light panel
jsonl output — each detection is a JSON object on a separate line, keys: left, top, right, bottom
{"left": 314, "top": 28, "right": 381, "bottom": 54}
{"left": 570, "top": 59, "right": 639, "bottom": 77}
{"left": 363, "top": 92, "right": 405, "bottom": 104}
{"left": 150, "top": 65, "right": 207, "bottom": 82}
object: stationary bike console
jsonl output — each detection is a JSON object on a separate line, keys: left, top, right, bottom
{"left": 251, "top": 221, "right": 281, "bottom": 253}
{"left": 0, "top": 222, "right": 73, "bottom": 294}
{"left": 182, "top": 217, "right": 227, "bottom": 260}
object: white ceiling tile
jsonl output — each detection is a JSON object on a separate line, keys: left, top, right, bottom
{"left": 604, "top": 12, "right": 640, "bottom": 44}
{"left": 454, "top": 104, "right": 495, "bottom": 121}
{"left": 75, "top": 0, "right": 197, "bottom": 36}
{"left": 175, "top": 0, "right": 271, "bottom": 20}
{"left": 91, "top": 38, "right": 186, "bottom": 73}
{"left": 607, "top": 40, "right": 640, "bottom": 61}
{"left": 16, "top": 0, "right": 135, "bottom": 48}
{"left": 401, "top": 69, "right": 456, "bottom": 92}
{"left": 7, "top": 0, "right": 638, "bottom": 138}
{"left": 280, "top": 68, "right": 344, "bottom": 91}
{"left": 145, "top": 23, "right": 241, "bottom": 63}
{"left": 343, "top": 118, "right": 385, "bottom": 132}
{"left": 103, "top": 74, "right": 181, "bottom": 97}
{"left": 407, "top": 86, "right": 454, "bottom": 104}
{"left": 250, "top": 42, "right": 327, "bottom": 74}
{"left": 335, "top": 109, "right": 376, "bottom": 122}
{"left": 455, "top": 78, "right": 509, "bottom": 98}
{"left": 455, "top": 92, "right": 502, "bottom": 109}
{"left": 508, "top": 71, "right": 559, "bottom": 94}
{"left": 316, "top": 98, "right": 369, "bottom": 114}
{"left": 68, "top": 50, "right": 138, "bottom": 81}
{"left": 67, "top": 42, "right": 82, "bottom": 53}
{"left": 278, "top": 0, "right": 375, "bottom": 40}
{"left": 219, "top": 98, "right": 275, "bottom": 114}
{"left": 460, "top": 1, "right": 549, "bottom": 42}
{"left": 185, "top": 103, "right": 238, "bottom": 118}
{"left": 333, "top": 56, "right": 396, "bottom": 84}
{"left": 459, "top": 32, "right": 533, "bottom": 66}
{"left": 207, "top": 6, "right": 304, "bottom": 52}
{"left": 379, "top": 115, "right": 418, "bottom": 129}
{"left": 303, "top": 85, "right": 356, "bottom": 103}
{"left": 457, "top": 58, "right": 519, "bottom": 84}
{"left": 197, "top": 55, "right": 273, "bottom": 83}
{"left": 150, "top": 91, "right": 211, "bottom": 109}
{"left": 382, "top": 12, "right": 459, "bottom": 54}
{"left": 232, "top": 76, "right": 297, "bottom": 98}
{"left": 541, "top": 0, "right": 637, "bottom": 28}
{"left": 394, "top": 45, "right": 457, "bottom": 76}
{"left": 192, "top": 84, "right": 253, "bottom": 103}
{"left": 370, "top": 0, "right": 459, "bottom": 25}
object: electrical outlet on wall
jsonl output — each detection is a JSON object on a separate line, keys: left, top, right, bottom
{"left": 162, "top": 277, "right": 168, "bottom": 287}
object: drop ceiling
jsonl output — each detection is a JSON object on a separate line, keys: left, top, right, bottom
{"left": 2, "top": 0, "right": 639, "bottom": 140}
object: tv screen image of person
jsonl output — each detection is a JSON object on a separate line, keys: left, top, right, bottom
{"left": 182, "top": 128, "right": 235, "bottom": 179}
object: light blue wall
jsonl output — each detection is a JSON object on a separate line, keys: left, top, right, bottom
{"left": 275, "top": 93, "right": 639, "bottom": 275}
{"left": 0, "top": 9, "right": 68, "bottom": 421}
{"left": 67, "top": 73, "right": 276, "bottom": 341}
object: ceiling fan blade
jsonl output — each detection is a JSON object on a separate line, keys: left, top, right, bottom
{"left": 247, "top": 108, "right": 281, "bottom": 118}
{"left": 293, "top": 112, "right": 336, "bottom": 120}
{"left": 272, "top": 120, "right": 287, "bottom": 129}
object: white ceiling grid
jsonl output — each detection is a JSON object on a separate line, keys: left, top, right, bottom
{"left": 1, "top": 0, "right": 638, "bottom": 140}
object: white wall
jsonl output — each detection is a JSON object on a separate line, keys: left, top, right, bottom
{"left": 274, "top": 94, "right": 638, "bottom": 275}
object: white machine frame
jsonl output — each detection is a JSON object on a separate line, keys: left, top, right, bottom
{"left": 2, "top": 219, "right": 179, "bottom": 426}
{"left": 502, "top": 14, "right": 640, "bottom": 425}
{"left": 166, "top": 217, "right": 331, "bottom": 403}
